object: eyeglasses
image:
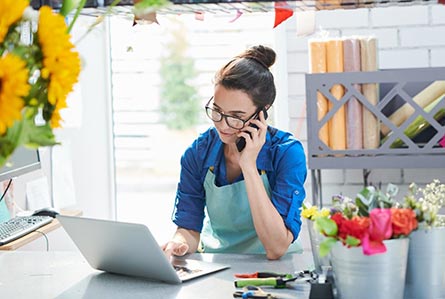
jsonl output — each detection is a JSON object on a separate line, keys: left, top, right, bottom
{"left": 205, "top": 97, "right": 259, "bottom": 130}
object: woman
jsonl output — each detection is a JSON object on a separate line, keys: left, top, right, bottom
{"left": 163, "top": 45, "right": 307, "bottom": 260}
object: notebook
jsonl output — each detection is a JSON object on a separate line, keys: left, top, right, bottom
{"left": 57, "top": 215, "right": 229, "bottom": 284}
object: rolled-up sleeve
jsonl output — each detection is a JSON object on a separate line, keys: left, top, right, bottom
{"left": 172, "top": 142, "right": 206, "bottom": 232}
{"left": 270, "top": 140, "right": 307, "bottom": 241}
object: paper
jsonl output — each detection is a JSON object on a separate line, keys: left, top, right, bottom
{"left": 382, "top": 94, "right": 445, "bottom": 148}
{"left": 343, "top": 38, "right": 363, "bottom": 150}
{"left": 327, "top": 39, "right": 346, "bottom": 151}
{"left": 309, "top": 40, "right": 329, "bottom": 147}
{"left": 360, "top": 37, "right": 380, "bottom": 149}
{"left": 26, "top": 176, "right": 51, "bottom": 211}
{"left": 381, "top": 81, "right": 445, "bottom": 136}
{"left": 296, "top": 11, "right": 315, "bottom": 36}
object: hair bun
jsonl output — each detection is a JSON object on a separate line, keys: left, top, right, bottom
{"left": 240, "top": 45, "right": 276, "bottom": 69}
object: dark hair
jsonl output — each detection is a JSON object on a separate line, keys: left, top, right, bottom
{"left": 214, "top": 45, "right": 276, "bottom": 108}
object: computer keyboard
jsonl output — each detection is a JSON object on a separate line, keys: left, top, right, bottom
{"left": 0, "top": 216, "right": 53, "bottom": 246}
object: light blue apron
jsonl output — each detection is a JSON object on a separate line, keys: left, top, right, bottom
{"left": 201, "top": 168, "right": 302, "bottom": 254}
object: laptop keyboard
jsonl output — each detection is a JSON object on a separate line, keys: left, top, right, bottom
{"left": 0, "top": 216, "right": 53, "bottom": 245}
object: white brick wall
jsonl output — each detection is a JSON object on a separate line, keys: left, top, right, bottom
{"left": 432, "top": 4, "right": 445, "bottom": 24}
{"left": 400, "top": 26, "right": 445, "bottom": 47}
{"left": 379, "top": 49, "right": 429, "bottom": 68}
{"left": 317, "top": 8, "right": 369, "bottom": 28}
{"left": 371, "top": 6, "right": 429, "bottom": 27}
{"left": 431, "top": 48, "right": 445, "bottom": 66}
{"left": 285, "top": 4, "right": 445, "bottom": 204}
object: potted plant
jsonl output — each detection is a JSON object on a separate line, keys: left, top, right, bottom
{"left": 403, "top": 179, "right": 445, "bottom": 299}
{"left": 302, "top": 184, "right": 418, "bottom": 299}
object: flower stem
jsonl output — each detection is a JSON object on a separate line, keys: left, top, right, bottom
{"left": 67, "top": 0, "right": 88, "bottom": 33}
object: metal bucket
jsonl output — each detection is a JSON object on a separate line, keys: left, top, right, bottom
{"left": 405, "top": 227, "right": 445, "bottom": 299}
{"left": 330, "top": 238, "right": 409, "bottom": 299}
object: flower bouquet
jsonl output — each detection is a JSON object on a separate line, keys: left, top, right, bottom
{"left": 303, "top": 184, "right": 418, "bottom": 257}
{"left": 0, "top": 0, "right": 84, "bottom": 168}
{"left": 302, "top": 184, "right": 418, "bottom": 299}
{"left": 402, "top": 179, "right": 445, "bottom": 299}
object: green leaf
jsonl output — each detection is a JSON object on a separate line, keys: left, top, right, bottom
{"left": 355, "top": 196, "right": 370, "bottom": 217}
{"left": 0, "top": 119, "right": 25, "bottom": 168}
{"left": 345, "top": 235, "right": 360, "bottom": 247}
{"left": 134, "top": 0, "right": 169, "bottom": 11}
{"left": 315, "top": 217, "right": 338, "bottom": 237}
{"left": 319, "top": 237, "right": 337, "bottom": 257}
{"left": 60, "top": 0, "right": 81, "bottom": 17}
{"left": 24, "top": 124, "right": 58, "bottom": 147}
{"left": 386, "top": 183, "right": 399, "bottom": 198}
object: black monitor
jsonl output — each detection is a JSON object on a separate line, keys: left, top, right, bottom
{"left": 0, "top": 148, "right": 41, "bottom": 182}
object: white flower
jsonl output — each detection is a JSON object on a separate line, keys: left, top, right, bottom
{"left": 22, "top": 6, "right": 39, "bottom": 22}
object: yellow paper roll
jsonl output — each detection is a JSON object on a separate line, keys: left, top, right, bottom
{"left": 360, "top": 37, "right": 379, "bottom": 149}
{"left": 381, "top": 80, "right": 445, "bottom": 136}
{"left": 309, "top": 40, "right": 329, "bottom": 147}
{"left": 327, "top": 39, "right": 346, "bottom": 151}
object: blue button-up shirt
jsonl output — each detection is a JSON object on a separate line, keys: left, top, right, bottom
{"left": 172, "top": 126, "right": 307, "bottom": 241}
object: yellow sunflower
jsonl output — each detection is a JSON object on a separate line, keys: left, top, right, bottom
{"left": 0, "top": 0, "right": 29, "bottom": 43}
{"left": 0, "top": 54, "right": 31, "bottom": 135}
{"left": 37, "top": 6, "right": 81, "bottom": 128}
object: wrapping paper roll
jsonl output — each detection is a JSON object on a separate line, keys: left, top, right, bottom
{"left": 327, "top": 39, "right": 346, "bottom": 151}
{"left": 381, "top": 94, "right": 445, "bottom": 148}
{"left": 360, "top": 37, "right": 379, "bottom": 149}
{"left": 343, "top": 38, "right": 363, "bottom": 150}
{"left": 316, "top": 0, "right": 341, "bottom": 10}
{"left": 381, "top": 80, "right": 445, "bottom": 136}
{"left": 309, "top": 40, "right": 329, "bottom": 147}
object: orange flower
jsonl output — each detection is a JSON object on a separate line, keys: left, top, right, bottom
{"left": 391, "top": 208, "right": 418, "bottom": 236}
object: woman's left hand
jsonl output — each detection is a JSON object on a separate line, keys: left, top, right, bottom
{"left": 237, "top": 110, "right": 267, "bottom": 170}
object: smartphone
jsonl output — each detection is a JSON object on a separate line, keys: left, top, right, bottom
{"left": 236, "top": 108, "right": 268, "bottom": 152}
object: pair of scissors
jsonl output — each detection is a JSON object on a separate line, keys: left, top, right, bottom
{"left": 233, "top": 286, "right": 278, "bottom": 299}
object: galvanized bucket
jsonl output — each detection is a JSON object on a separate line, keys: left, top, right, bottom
{"left": 405, "top": 227, "right": 445, "bottom": 299}
{"left": 330, "top": 238, "right": 409, "bottom": 299}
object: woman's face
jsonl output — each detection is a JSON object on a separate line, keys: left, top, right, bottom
{"left": 211, "top": 85, "right": 258, "bottom": 145}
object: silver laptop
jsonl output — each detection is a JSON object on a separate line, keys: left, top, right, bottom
{"left": 57, "top": 215, "right": 229, "bottom": 284}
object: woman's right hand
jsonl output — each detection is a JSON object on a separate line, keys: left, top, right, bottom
{"left": 162, "top": 241, "right": 190, "bottom": 258}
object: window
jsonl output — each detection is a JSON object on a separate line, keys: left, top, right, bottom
{"left": 109, "top": 12, "right": 277, "bottom": 243}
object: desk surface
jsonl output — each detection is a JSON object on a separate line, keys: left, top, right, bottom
{"left": 0, "top": 251, "right": 315, "bottom": 299}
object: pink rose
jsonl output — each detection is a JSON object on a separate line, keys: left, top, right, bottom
{"left": 369, "top": 208, "right": 393, "bottom": 241}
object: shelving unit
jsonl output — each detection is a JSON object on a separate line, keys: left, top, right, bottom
{"left": 305, "top": 67, "right": 445, "bottom": 206}
{"left": 31, "top": 0, "right": 441, "bottom": 15}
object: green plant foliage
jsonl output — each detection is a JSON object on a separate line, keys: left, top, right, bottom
{"left": 159, "top": 20, "right": 200, "bottom": 130}
{"left": 355, "top": 184, "right": 398, "bottom": 216}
